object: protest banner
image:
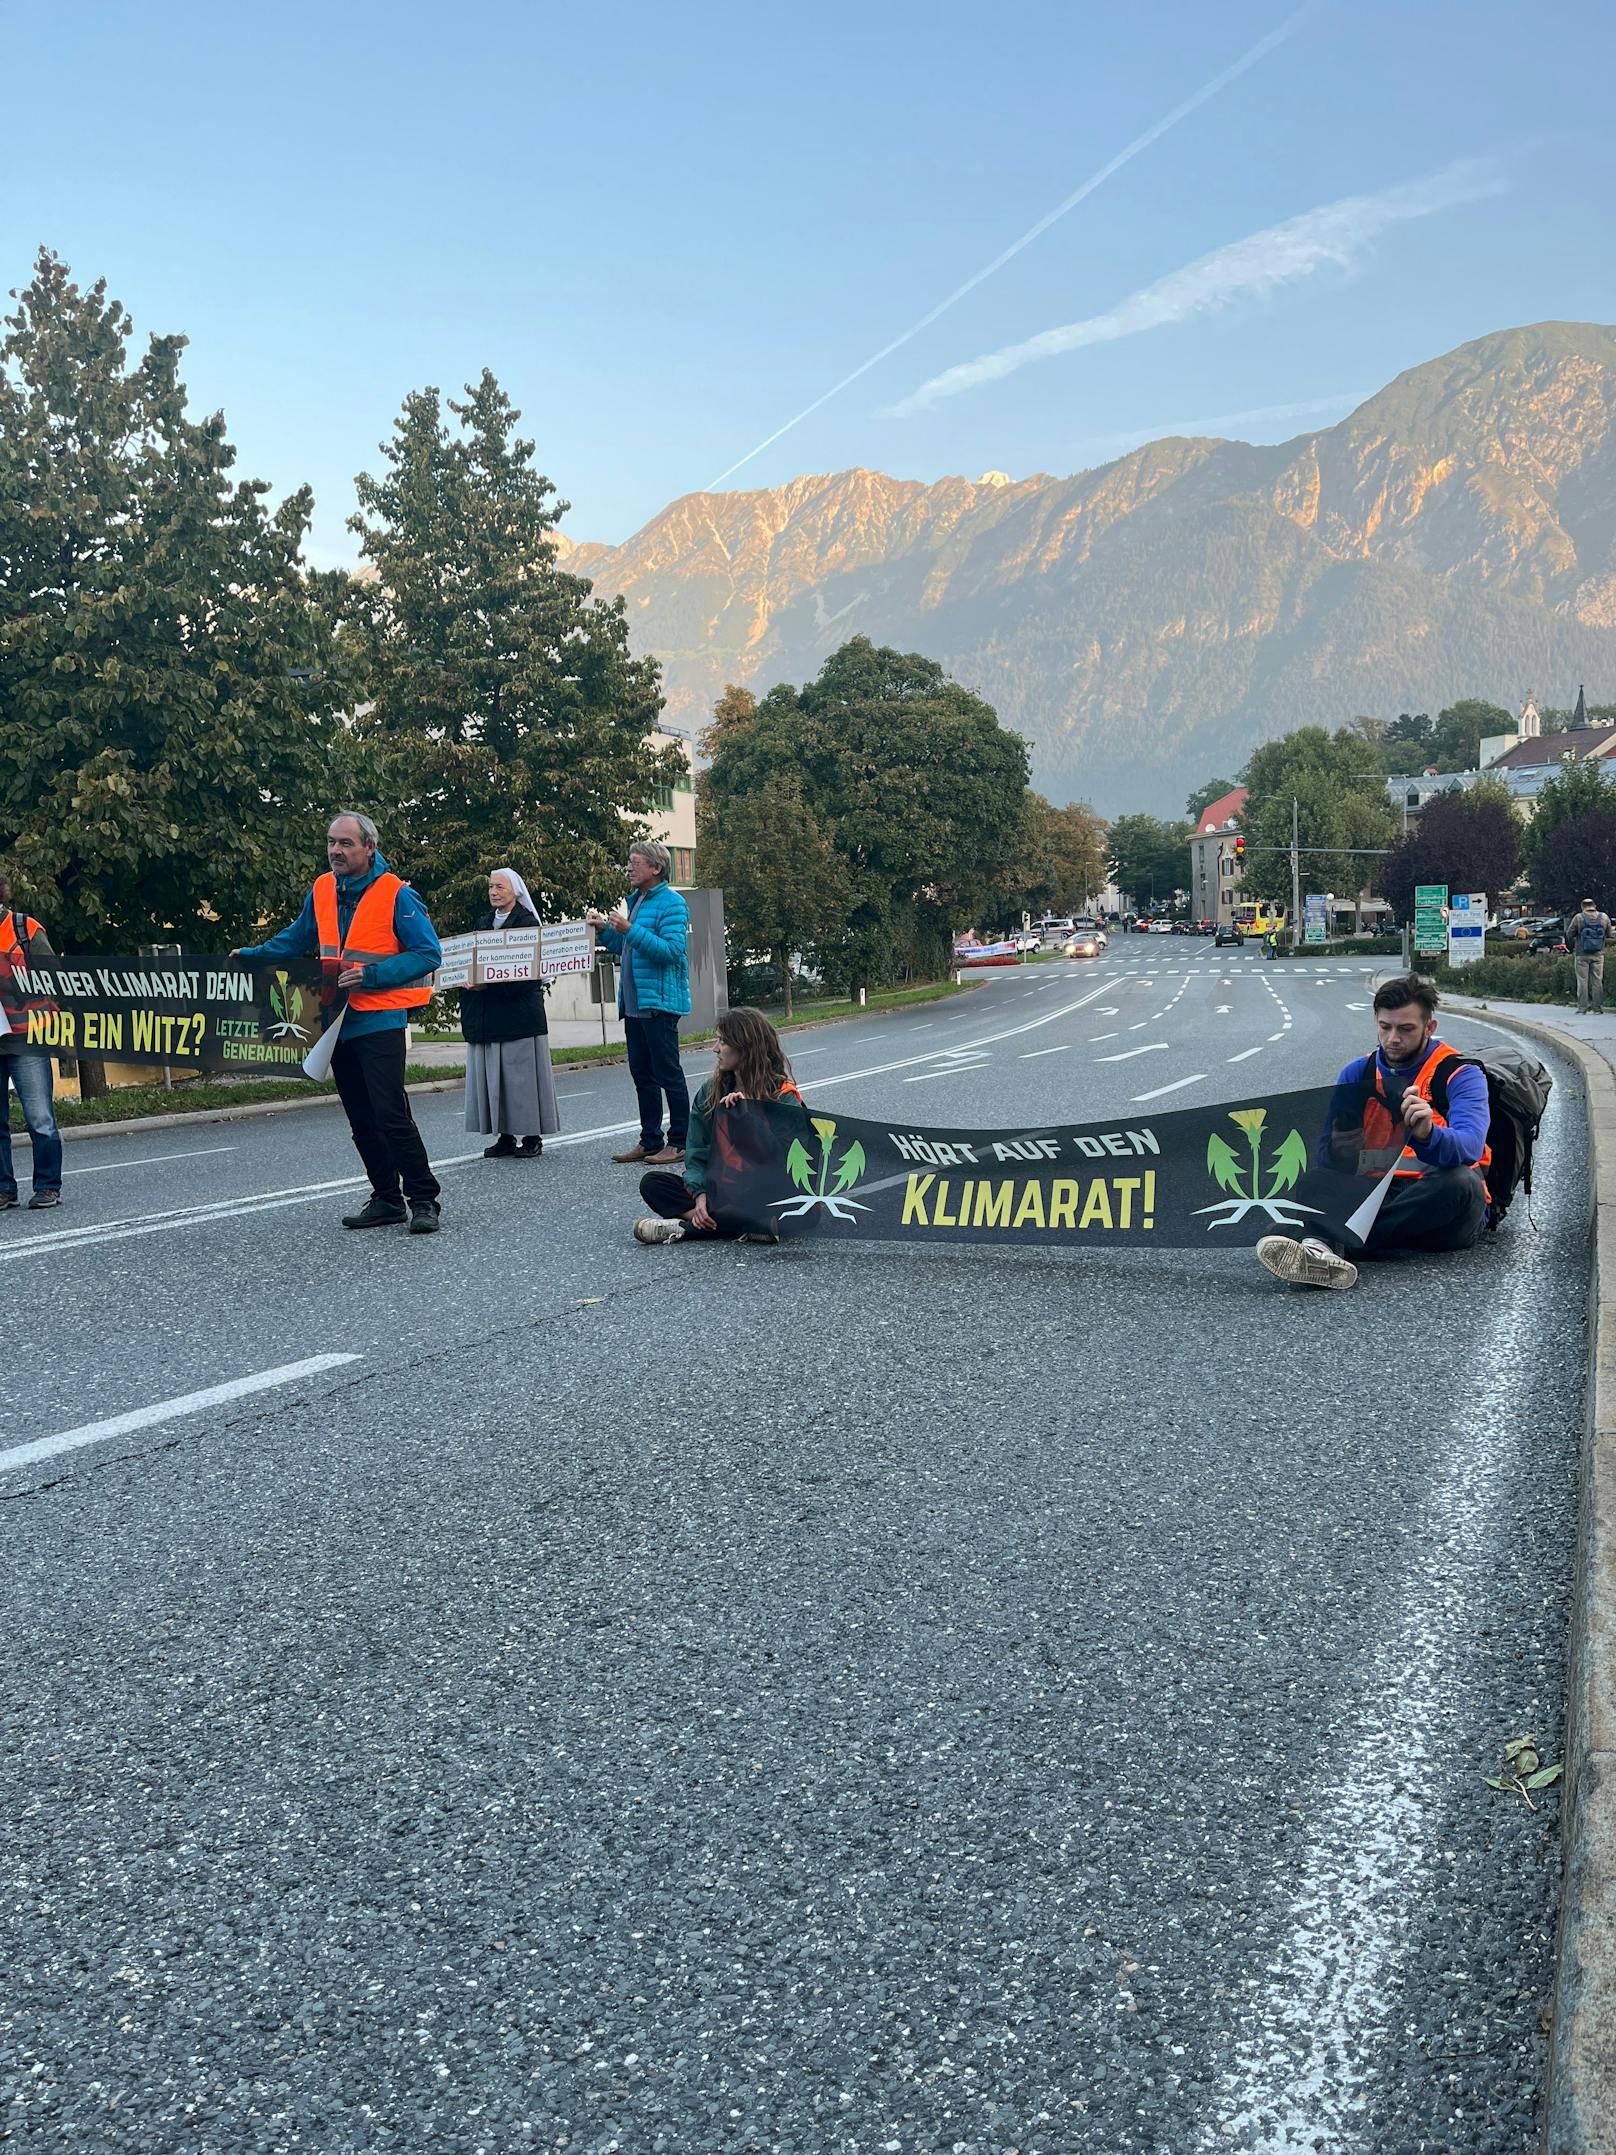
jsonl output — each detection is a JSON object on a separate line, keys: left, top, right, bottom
{"left": 0, "top": 953, "right": 334, "bottom": 1074}
{"left": 704, "top": 1079, "right": 1396, "bottom": 1251}
{"left": 433, "top": 920, "right": 593, "bottom": 988}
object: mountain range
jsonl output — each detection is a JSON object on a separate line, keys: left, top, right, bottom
{"left": 555, "top": 323, "right": 1616, "bottom": 818}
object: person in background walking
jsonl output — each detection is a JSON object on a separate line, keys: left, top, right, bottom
{"left": 235, "top": 813, "right": 445, "bottom": 1233}
{"left": 0, "top": 873, "right": 63, "bottom": 1211}
{"left": 461, "top": 866, "right": 560, "bottom": 1160}
{"left": 633, "top": 1008, "right": 806, "bottom": 1244}
{"left": 1571, "top": 895, "right": 1611, "bottom": 1014}
{"left": 585, "top": 840, "right": 691, "bottom": 1166}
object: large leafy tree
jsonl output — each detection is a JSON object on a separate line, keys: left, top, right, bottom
{"left": 1108, "top": 813, "right": 1190, "bottom": 910}
{"left": 1239, "top": 728, "right": 1396, "bottom": 910}
{"left": 341, "top": 371, "right": 677, "bottom": 924}
{"left": 698, "top": 639, "right": 1029, "bottom": 992}
{"left": 1378, "top": 782, "right": 1523, "bottom": 921}
{"left": 694, "top": 762, "right": 847, "bottom": 1016}
{"left": 0, "top": 249, "right": 342, "bottom": 949}
{"left": 1522, "top": 757, "right": 1614, "bottom": 875}
{"left": 1530, "top": 810, "right": 1616, "bottom": 914}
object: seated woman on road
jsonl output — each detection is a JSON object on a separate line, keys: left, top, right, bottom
{"left": 461, "top": 867, "right": 561, "bottom": 1160}
{"left": 634, "top": 1008, "right": 804, "bottom": 1245}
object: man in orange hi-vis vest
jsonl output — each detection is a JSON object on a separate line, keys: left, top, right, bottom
{"left": 235, "top": 813, "right": 445, "bottom": 1233}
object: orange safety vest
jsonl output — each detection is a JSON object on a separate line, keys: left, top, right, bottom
{"left": 311, "top": 872, "right": 431, "bottom": 1013}
{"left": 1359, "top": 1039, "right": 1491, "bottom": 1182}
{"left": 0, "top": 910, "right": 42, "bottom": 960}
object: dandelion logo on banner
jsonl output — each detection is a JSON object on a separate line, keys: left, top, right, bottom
{"left": 775, "top": 1117, "right": 868, "bottom": 1221}
{"left": 1195, "top": 1106, "right": 1321, "bottom": 1230}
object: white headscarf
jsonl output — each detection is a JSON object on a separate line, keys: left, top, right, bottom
{"left": 489, "top": 866, "right": 539, "bottom": 926}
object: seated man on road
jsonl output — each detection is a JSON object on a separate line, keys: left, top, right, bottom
{"left": 1257, "top": 973, "right": 1489, "bottom": 1292}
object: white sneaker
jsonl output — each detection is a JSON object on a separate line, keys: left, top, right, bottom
{"left": 1256, "top": 1234, "right": 1358, "bottom": 1290}
{"left": 633, "top": 1216, "right": 686, "bottom": 1246}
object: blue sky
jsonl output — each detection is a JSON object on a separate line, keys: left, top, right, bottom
{"left": 5, "top": 0, "right": 1611, "bottom": 563}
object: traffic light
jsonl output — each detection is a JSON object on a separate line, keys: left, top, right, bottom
{"left": 1234, "top": 834, "right": 1245, "bottom": 861}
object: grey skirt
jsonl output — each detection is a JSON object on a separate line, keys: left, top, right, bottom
{"left": 464, "top": 1035, "right": 561, "bottom": 1138}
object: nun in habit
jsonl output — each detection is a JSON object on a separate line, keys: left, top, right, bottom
{"left": 460, "top": 867, "right": 561, "bottom": 1158}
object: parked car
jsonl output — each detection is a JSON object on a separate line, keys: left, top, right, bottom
{"left": 1213, "top": 922, "right": 1243, "bottom": 948}
{"left": 1529, "top": 923, "right": 1568, "bottom": 954}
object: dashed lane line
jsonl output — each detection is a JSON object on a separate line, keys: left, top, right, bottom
{"left": 0, "top": 1354, "right": 362, "bottom": 1475}
{"left": 1227, "top": 1046, "right": 1265, "bottom": 1064}
{"left": 1131, "top": 1074, "right": 1206, "bottom": 1102}
{"left": 1020, "top": 1044, "right": 1074, "bottom": 1059}
{"left": 1096, "top": 1043, "right": 1168, "bottom": 1062}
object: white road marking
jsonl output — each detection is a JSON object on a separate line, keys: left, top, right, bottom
{"left": 1096, "top": 1043, "right": 1168, "bottom": 1062}
{"left": 1345, "top": 1003, "right": 1367, "bottom": 1012}
{"left": 1131, "top": 1075, "right": 1205, "bottom": 1101}
{"left": 1020, "top": 1044, "right": 1074, "bottom": 1059}
{"left": 63, "top": 1145, "right": 236, "bottom": 1177}
{"left": 1215, "top": 1004, "right": 1232, "bottom": 1014}
{"left": 0, "top": 1354, "right": 362, "bottom": 1474}
{"left": 1088, "top": 1031, "right": 1119, "bottom": 1042}
{"left": 1268, "top": 1031, "right": 1285, "bottom": 1042}
{"left": 1226, "top": 1046, "right": 1265, "bottom": 1064}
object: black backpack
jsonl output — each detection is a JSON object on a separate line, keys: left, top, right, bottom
{"left": 1428, "top": 1044, "right": 1553, "bottom": 1229}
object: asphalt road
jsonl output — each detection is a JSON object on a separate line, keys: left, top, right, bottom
{"left": 1, "top": 944, "right": 1589, "bottom": 2152}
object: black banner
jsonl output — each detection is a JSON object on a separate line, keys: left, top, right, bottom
{"left": 0, "top": 954, "right": 332, "bottom": 1074}
{"left": 710, "top": 1087, "right": 1389, "bottom": 1249}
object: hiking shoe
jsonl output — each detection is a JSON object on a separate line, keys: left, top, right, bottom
{"left": 342, "top": 1196, "right": 408, "bottom": 1229}
{"left": 27, "top": 1190, "right": 61, "bottom": 1210}
{"left": 517, "top": 1136, "right": 543, "bottom": 1157}
{"left": 0, "top": 1192, "right": 18, "bottom": 1210}
{"left": 737, "top": 1226, "right": 781, "bottom": 1245}
{"left": 484, "top": 1135, "right": 518, "bottom": 1159}
{"left": 644, "top": 1145, "right": 686, "bottom": 1166}
{"left": 408, "top": 1201, "right": 442, "bottom": 1235}
{"left": 633, "top": 1216, "right": 686, "bottom": 1245}
{"left": 1256, "top": 1234, "right": 1358, "bottom": 1291}
{"left": 612, "top": 1144, "right": 653, "bottom": 1163}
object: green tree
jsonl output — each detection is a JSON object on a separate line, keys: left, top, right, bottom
{"left": 694, "top": 756, "right": 847, "bottom": 1017}
{"left": 1185, "top": 777, "right": 1238, "bottom": 823}
{"left": 1046, "top": 800, "right": 1108, "bottom": 911}
{"left": 1429, "top": 698, "right": 1515, "bottom": 770}
{"left": 1378, "top": 781, "right": 1523, "bottom": 922}
{"left": 1239, "top": 728, "right": 1397, "bottom": 919}
{"left": 341, "top": 371, "right": 677, "bottom": 925}
{"left": 700, "top": 638, "right": 1029, "bottom": 993}
{"left": 1108, "top": 813, "right": 1190, "bottom": 910}
{"left": 1523, "top": 757, "right": 1614, "bottom": 879}
{"left": 0, "top": 249, "right": 342, "bottom": 950}
{"left": 1531, "top": 810, "right": 1616, "bottom": 914}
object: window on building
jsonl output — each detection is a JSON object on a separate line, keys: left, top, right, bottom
{"left": 672, "top": 847, "right": 696, "bottom": 885}
{"left": 650, "top": 784, "right": 675, "bottom": 813}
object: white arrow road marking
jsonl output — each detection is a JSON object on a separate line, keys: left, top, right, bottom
{"left": 1096, "top": 1006, "right": 1120, "bottom": 1015}
{"left": 1215, "top": 1004, "right": 1232, "bottom": 1014}
{"left": 0, "top": 1354, "right": 362, "bottom": 1475}
{"left": 1097, "top": 1043, "right": 1168, "bottom": 1061}
{"left": 1227, "top": 1046, "right": 1265, "bottom": 1064}
{"left": 1132, "top": 1074, "right": 1205, "bottom": 1101}
{"left": 1346, "top": 1002, "right": 1368, "bottom": 1011}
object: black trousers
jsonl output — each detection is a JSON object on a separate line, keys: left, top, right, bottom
{"left": 1303, "top": 1165, "right": 1488, "bottom": 1257}
{"left": 331, "top": 1029, "right": 441, "bottom": 1205}
{"left": 625, "top": 1011, "right": 689, "bottom": 1149}
{"left": 640, "top": 1170, "right": 748, "bottom": 1237}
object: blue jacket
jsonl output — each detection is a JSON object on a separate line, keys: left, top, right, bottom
{"left": 1321, "top": 1041, "right": 1490, "bottom": 1173}
{"left": 602, "top": 881, "right": 691, "bottom": 1018}
{"left": 238, "top": 852, "right": 442, "bottom": 1039}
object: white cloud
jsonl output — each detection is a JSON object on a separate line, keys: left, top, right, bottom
{"left": 887, "top": 160, "right": 1506, "bottom": 416}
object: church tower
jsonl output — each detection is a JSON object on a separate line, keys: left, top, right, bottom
{"left": 1519, "top": 693, "right": 1541, "bottom": 740}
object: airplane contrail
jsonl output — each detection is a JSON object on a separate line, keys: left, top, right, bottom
{"left": 704, "top": 0, "right": 1321, "bottom": 491}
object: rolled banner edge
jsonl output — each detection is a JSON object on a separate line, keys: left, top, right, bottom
{"left": 302, "top": 1001, "right": 347, "bottom": 1082}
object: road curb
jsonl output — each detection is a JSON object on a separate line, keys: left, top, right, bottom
{"left": 1446, "top": 994, "right": 1616, "bottom": 2153}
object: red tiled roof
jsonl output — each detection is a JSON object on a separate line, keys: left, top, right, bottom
{"left": 1194, "top": 787, "right": 1248, "bottom": 834}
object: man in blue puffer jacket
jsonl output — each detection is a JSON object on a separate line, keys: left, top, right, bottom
{"left": 587, "top": 840, "right": 691, "bottom": 1165}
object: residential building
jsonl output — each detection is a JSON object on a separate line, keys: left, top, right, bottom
{"left": 1188, "top": 786, "right": 1247, "bottom": 925}
{"left": 648, "top": 725, "right": 697, "bottom": 884}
